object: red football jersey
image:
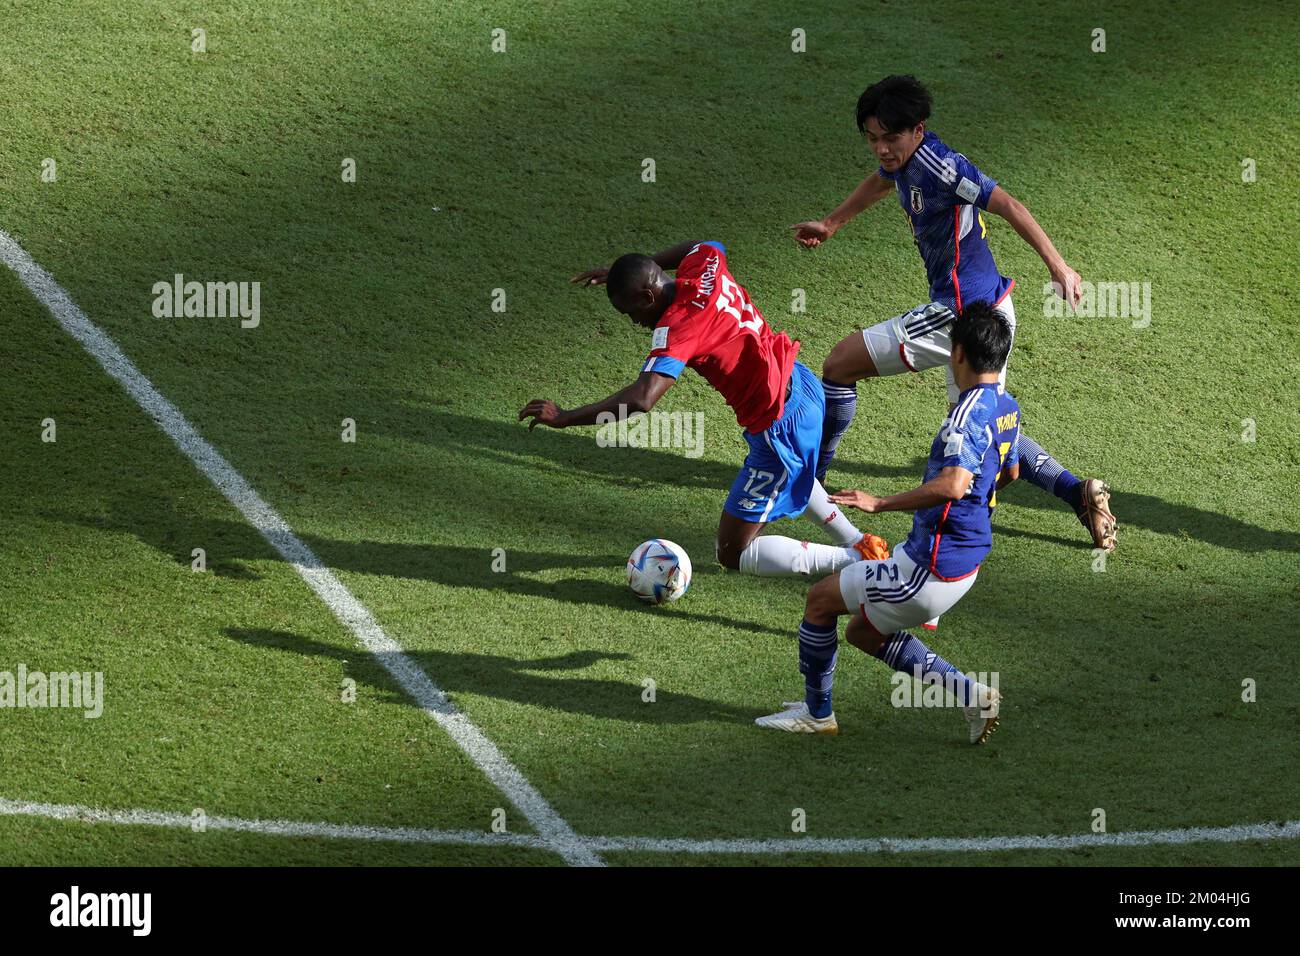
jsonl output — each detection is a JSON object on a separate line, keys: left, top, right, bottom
{"left": 641, "top": 242, "right": 799, "bottom": 433}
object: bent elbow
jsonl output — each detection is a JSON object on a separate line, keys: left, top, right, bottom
{"left": 942, "top": 476, "right": 968, "bottom": 500}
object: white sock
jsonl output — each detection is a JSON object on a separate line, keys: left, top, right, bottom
{"left": 738, "top": 535, "right": 858, "bottom": 576}
{"left": 802, "top": 478, "right": 862, "bottom": 546}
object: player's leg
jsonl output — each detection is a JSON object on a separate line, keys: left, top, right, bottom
{"left": 719, "top": 511, "right": 856, "bottom": 575}
{"left": 783, "top": 362, "right": 891, "bottom": 557}
{"left": 714, "top": 511, "right": 765, "bottom": 572}
{"left": 802, "top": 477, "right": 864, "bottom": 545}
{"left": 818, "top": 302, "right": 957, "bottom": 484}
{"left": 839, "top": 551, "right": 999, "bottom": 742}
{"left": 1018, "top": 437, "right": 1117, "bottom": 550}
{"left": 852, "top": 624, "right": 986, "bottom": 709}
{"left": 721, "top": 363, "right": 873, "bottom": 576}
{"left": 754, "top": 572, "right": 847, "bottom": 734}
{"left": 718, "top": 478, "right": 860, "bottom": 576}
{"left": 844, "top": 615, "right": 1000, "bottom": 745}
{"left": 980, "top": 298, "right": 1118, "bottom": 550}
{"left": 816, "top": 333, "right": 875, "bottom": 485}
{"left": 803, "top": 478, "right": 890, "bottom": 560}
{"left": 838, "top": 554, "right": 981, "bottom": 703}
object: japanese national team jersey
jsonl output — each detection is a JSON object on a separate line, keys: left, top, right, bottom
{"left": 642, "top": 242, "right": 799, "bottom": 433}
{"left": 902, "top": 382, "right": 1021, "bottom": 580}
{"left": 878, "top": 131, "right": 1014, "bottom": 313}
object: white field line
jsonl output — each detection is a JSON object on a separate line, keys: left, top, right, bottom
{"left": 0, "top": 798, "right": 552, "bottom": 852}
{"left": 3, "top": 798, "right": 1297, "bottom": 858}
{"left": 0, "top": 229, "right": 602, "bottom": 868}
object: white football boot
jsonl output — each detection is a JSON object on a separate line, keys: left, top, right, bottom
{"left": 756, "top": 701, "right": 838, "bottom": 735}
{"left": 964, "top": 686, "right": 1002, "bottom": 744}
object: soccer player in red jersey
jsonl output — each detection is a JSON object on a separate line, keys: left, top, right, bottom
{"left": 519, "top": 240, "right": 887, "bottom": 577}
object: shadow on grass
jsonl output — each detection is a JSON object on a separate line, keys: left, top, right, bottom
{"left": 369, "top": 406, "right": 927, "bottom": 489}
{"left": 988, "top": 481, "right": 1298, "bottom": 554}
{"left": 56, "top": 503, "right": 793, "bottom": 638}
{"left": 360, "top": 400, "right": 1295, "bottom": 555}
{"left": 225, "top": 626, "right": 755, "bottom": 725}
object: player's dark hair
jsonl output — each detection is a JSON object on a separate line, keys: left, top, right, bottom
{"left": 951, "top": 302, "right": 1013, "bottom": 374}
{"left": 606, "top": 253, "right": 659, "bottom": 301}
{"left": 856, "top": 75, "right": 932, "bottom": 134}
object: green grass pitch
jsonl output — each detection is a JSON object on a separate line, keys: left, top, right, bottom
{"left": 0, "top": 0, "right": 1296, "bottom": 866}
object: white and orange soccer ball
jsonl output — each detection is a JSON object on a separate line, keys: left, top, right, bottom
{"left": 626, "top": 539, "right": 692, "bottom": 604}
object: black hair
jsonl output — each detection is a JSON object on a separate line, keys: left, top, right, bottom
{"left": 856, "top": 75, "right": 932, "bottom": 134}
{"left": 950, "top": 302, "right": 1013, "bottom": 373}
{"left": 606, "top": 253, "right": 659, "bottom": 301}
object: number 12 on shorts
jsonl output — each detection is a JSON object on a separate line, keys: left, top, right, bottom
{"left": 743, "top": 468, "right": 775, "bottom": 498}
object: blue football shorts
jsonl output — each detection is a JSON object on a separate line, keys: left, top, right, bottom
{"left": 723, "top": 361, "right": 823, "bottom": 524}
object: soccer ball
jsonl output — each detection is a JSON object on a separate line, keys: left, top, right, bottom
{"left": 626, "top": 539, "right": 692, "bottom": 604}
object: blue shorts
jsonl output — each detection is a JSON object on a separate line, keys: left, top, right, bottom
{"left": 723, "top": 361, "right": 823, "bottom": 523}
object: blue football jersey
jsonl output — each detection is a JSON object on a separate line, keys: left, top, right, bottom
{"left": 902, "top": 382, "right": 1021, "bottom": 580}
{"left": 878, "top": 131, "right": 1014, "bottom": 313}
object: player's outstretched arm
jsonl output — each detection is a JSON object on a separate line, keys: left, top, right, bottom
{"left": 829, "top": 467, "right": 973, "bottom": 513}
{"left": 985, "top": 186, "right": 1082, "bottom": 310}
{"left": 791, "top": 172, "right": 893, "bottom": 248}
{"left": 570, "top": 241, "right": 703, "bottom": 286}
{"left": 650, "top": 240, "right": 702, "bottom": 271}
{"left": 518, "top": 371, "right": 675, "bottom": 430}
{"left": 570, "top": 265, "right": 610, "bottom": 286}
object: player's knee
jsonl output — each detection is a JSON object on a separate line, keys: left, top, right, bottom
{"left": 823, "top": 336, "right": 873, "bottom": 384}
{"left": 821, "top": 345, "right": 851, "bottom": 384}
{"left": 716, "top": 537, "right": 743, "bottom": 571}
{"left": 804, "top": 575, "right": 843, "bottom": 623}
{"left": 845, "top": 613, "right": 886, "bottom": 655}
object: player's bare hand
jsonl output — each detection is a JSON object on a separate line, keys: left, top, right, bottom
{"left": 1049, "top": 262, "right": 1082, "bottom": 310}
{"left": 571, "top": 266, "right": 609, "bottom": 286}
{"left": 519, "top": 399, "right": 566, "bottom": 430}
{"left": 790, "top": 220, "right": 833, "bottom": 248}
{"left": 827, "top": 490, "right": 882, "bottom": 513}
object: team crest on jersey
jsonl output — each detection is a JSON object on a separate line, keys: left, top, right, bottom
{"left": 651, "top": 326, "right": 668, "bottom": 350}
{"left": 909, "top": 185, "right": 925, "bottom": 214}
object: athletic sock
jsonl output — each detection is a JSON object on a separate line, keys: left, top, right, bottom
{"left": 817, "top": 377, "right": 858, "bottom": 485}
{"left": 802, "top": 478, "right": 863, "bottom": 546}
{"left": 869, "top": 630, "right": 975, "bottom": 706}
{"left": 1018, "top": 434, "right": 1084, "bottom": 511}
{"left": 738, "top": 536, "right": 858, "bottom": 576}
{"left": 798, "top": 618, "right": 838, "bottom": 718}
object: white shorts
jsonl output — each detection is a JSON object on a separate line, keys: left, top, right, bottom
{"left": 838, "top": 546, "right": 978, "bottom": 637}
{"left": 863, "top": 295, "right": 1017, "bottom": 403}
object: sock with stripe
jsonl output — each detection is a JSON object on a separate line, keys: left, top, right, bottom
{"left": 738, "top": 536, "right": 858, "bottom": 576}
{"left": 1017, "top": 434, "right": 1083, "bottom": 511}
{"left": 801, "top": 478, "right": 863, "bottom": 546}
{"left": 870, "top": 630, "right": 976, "bottom": 706}
{"left": 798, "top": 618, "right": 839, "bottom": 718}
{"left": 817, "top": 377, "right": 857, "bottom": 485}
